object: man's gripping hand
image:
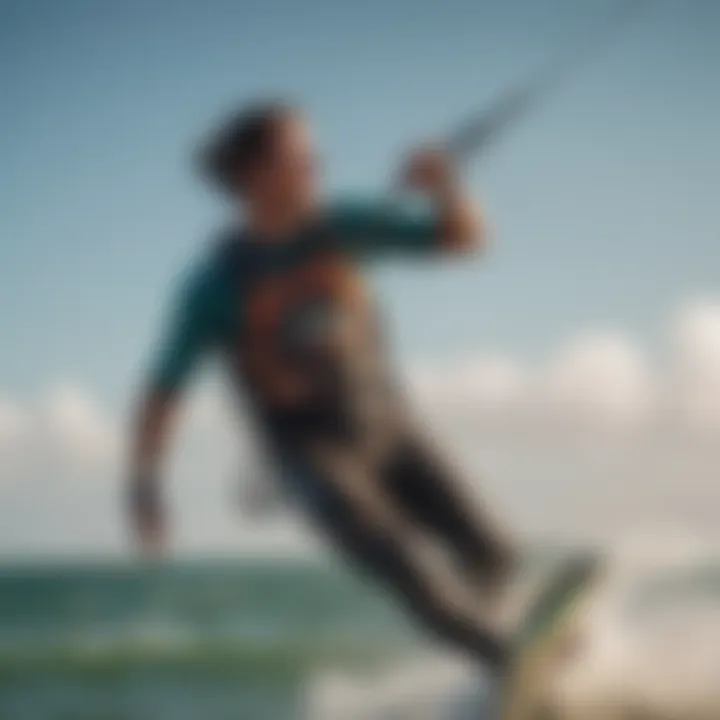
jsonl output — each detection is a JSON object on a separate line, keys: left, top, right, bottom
{"left": 398, "top": 147, "right": 485, "bottom": 253}
{"left": 400, "top": 147, "right": 459, "bottom": 197}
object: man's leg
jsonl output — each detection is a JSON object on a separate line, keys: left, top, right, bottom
{"left": 382, "top": 435, "right": 518, "bottom": 592}
{"left": 287, "top": 443, "right": 509, "bottom": 670}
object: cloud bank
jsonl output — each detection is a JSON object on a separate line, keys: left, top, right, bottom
{"left": 1, "top": 299, "right": 720, "bottom": 555}
{"left": 412, "top": 298, "right": 720, "bottom": 436}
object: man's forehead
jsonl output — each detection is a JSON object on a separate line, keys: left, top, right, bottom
{"left": 276, "top": 115, "right": 312, "bottom": 147}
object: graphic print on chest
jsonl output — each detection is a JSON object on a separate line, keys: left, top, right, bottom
{"left": 241, "top": 251, "right": 374, "bottom": 407}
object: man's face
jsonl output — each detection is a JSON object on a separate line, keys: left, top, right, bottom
{"left": 248, "top": 114, "right": 320, "bottom": 218}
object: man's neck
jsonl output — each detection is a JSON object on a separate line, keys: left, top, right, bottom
{"left": 244, "top": 204, "right": 310, "bottom": 242}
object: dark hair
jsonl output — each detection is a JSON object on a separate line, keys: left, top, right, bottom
{"left": 198, "top": 101, "right": 295, "bottom": 193}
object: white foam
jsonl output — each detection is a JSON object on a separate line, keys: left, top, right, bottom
{"left": 307, "top": 652, "right": 489, "bottom": 720}
{"left": 306, "top": 548, "right": 720, "bottom": 720}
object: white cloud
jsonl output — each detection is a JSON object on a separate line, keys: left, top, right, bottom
{"left": 0, "top": 384, "right": 119, "bottom": 482}
{"left": 673, "top": 300, "right": 720, "bottom": 429}
{"left": 542, "top": 331, "right": 654, "bottom": 429}
{"left": 0, "top": 399, "right": 29, "bottom": 481}
{"left": 405, "top": 303, "right": 720, "bottom": 543}
{"left": 411, "top": 331, "right": 655, "bottom": 434}
{"left": 0, "top": 399, "right": 27, "bottom": 446}
{"left": 2, "top": 298, "right": 720, "bottom": 553}
{"left": 411, "top": 354, "right": 527, "bottom": 411}
{"left": 40, "top": 384, "right": 120, "bottom": 467}
{"left": 411, "top": 303, "right": 720, "bottom": 438}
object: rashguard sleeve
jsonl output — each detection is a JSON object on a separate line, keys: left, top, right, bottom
{"left": 328, "top": 198, "right": 441, "bottom": 259}
{"left": 146, "top": 267, "right": 217, "bottom": 396}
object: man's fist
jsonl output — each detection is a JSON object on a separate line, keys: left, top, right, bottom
{"left": 400, "top": 147, "right": 457, "bottom": 195}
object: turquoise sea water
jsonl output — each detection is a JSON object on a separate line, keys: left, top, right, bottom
{"left": 0, "top": 559, "right": 418, "bottom": 720}
{"left": 3, "top": 553, "right": 720, "bottom": 720}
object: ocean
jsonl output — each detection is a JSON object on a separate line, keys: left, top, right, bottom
{"left": 2, "top": 549, "right": 720, "bottom": 720}
{"left": 0, "top": 558, "right": 422, "bottom": 720}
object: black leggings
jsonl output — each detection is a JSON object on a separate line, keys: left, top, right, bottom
{"left": 285, "top": 436, "right": 517, "bottom": 671}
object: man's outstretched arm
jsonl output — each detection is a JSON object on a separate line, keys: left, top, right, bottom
{"left": 331, "top": 147, "right": 486, "bottom": 259}
{"left": 128, "top": 389, "right": 178, "bottom": 556}
{"left": 127, "top": 268, "right": 215, "bottom": 557}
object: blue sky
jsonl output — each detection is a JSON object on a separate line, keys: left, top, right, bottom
{"left": 1, "top": 1, "right": 720, "bottom": 554}
{"left": 2, "top": 0, "right": 718, "bottom": 411}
